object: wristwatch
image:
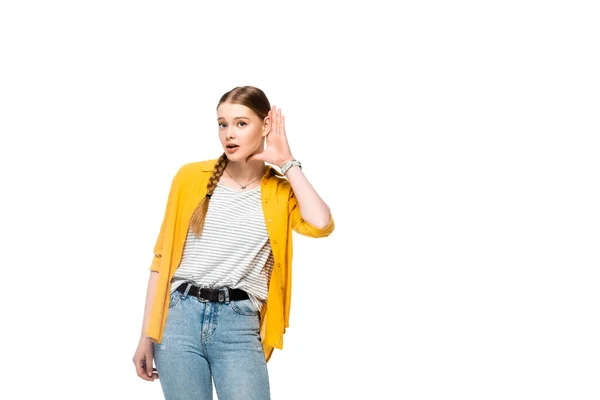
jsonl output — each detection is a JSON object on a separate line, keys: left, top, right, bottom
{"left": 281, "top": 159, "right": 302, "bottom": 175}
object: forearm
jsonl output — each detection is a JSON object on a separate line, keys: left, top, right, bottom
{"left": 140, "top": 271, "right": 159, "bottom": 339}
{"left": 284, "top": 164, "right": 332, "bottom": 229}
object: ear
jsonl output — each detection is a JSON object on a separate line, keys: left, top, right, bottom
{"left": 262, "top": 115, "right": 271, "bottom": 137}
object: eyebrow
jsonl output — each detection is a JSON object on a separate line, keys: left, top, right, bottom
{"left": 217, "top": 116, "right": 250, "bottom": 121}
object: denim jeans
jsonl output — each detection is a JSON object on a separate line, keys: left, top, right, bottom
{"left": 153, "top": 283, "right": 271, "bottom": 400}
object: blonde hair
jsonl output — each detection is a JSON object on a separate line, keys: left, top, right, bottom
{"left": 188, "top": 152, "right": 229, "bottom": 238}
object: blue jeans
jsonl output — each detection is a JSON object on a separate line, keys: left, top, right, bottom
{"left": 153, "top": 283, "right": 271, "bottom": 400}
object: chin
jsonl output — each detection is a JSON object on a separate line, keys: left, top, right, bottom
{"left": 224, "top": 151, "right": 246, "bottom": 161}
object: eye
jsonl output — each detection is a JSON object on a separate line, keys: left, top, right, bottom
{"left": 218, "top": 121, "right": 247, "bottom": 128}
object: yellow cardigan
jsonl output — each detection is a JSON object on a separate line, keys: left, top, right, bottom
{"left": 145, "top": 158, "right": 335, "bottom": 362}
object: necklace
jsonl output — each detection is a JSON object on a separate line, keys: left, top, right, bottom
{"left": 224, "top": 167, "right": 264, "bottom": 189}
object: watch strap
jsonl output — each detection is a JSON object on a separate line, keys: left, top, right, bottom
{"left": 281, "top": 159, "right": 302, "bottom": 175}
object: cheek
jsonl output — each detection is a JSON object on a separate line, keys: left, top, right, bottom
{"left": 252, "top": 135, "right": 265, "bottom": 149}
{"left": 243, "top": 131, "right": 263, "bottom": 145}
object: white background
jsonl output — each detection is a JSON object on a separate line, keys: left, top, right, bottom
{"left": 0, "top": 0, "right": 598, "bottom": 399}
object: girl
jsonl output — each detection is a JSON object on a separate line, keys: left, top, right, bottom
{"left": 132, "top": 86, "right": 335, "bottom": 399}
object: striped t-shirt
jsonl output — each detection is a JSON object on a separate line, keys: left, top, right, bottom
{"left": 169, "top": 182, "right": 274, "bottom": 313}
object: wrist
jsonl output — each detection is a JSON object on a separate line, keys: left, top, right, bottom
{"left": 281, "top": 159, "right": 302, "bottom": 176}
{"left": 279, "top": 157, "right": 295, "bottom": 169}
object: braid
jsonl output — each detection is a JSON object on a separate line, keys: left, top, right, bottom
{"left": 189, "top": 152, "right": 229, "bottom": 238}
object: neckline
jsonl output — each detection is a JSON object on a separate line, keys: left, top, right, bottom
{"left": 216, "top": 183, "right": 261, "bottom": 193}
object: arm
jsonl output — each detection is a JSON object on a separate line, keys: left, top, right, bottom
{"left": 133, "top": 271, "right": 159, "bottom": 380}
{"left": 133, "top": 166, "right": 183, "bottom": 380}
{"left": 149, "top": 166, "right": 182, "bottom": 272}
{"left": 286, "top": 163, "right": 335, "bottom": 237}
{"left": 247, "top": 105, "right": 335, "bottom": 236}
{"left": 140, "top": 271, "right": 159, "bottom": 339}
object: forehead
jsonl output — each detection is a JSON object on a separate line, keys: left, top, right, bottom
{"left": 217, "top": 103, "right": 253, "bottom": 119}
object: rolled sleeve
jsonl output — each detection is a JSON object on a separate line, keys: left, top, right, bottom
{"left": 150, "top": 257, "right": 161, "bottom": 272}
{"left": 288, "top": 189, "right": 335, "bottom": 238}
{"left": 148, "top": 168, "right": 181, "bottom": 272}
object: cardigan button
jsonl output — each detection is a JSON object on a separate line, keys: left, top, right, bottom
{"left": 273, "top": 239, "right": 277, "bottom": 244}
{"left": 267, "top": 218, "right": 272, "bottom": 223}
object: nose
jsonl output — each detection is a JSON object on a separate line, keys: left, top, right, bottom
{"left": 225, "top": 128, "right": 236, "bottom": 139}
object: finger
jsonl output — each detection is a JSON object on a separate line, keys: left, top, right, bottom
{"left": 267, "top": 109, "right": 272, "bottom": 133}
{"left": 146, "top": 358, "right": 154, "bottom": 377}
{"left": 273, "top": 105, "right": 278, "bottom": 135}
{"left": 281, "top": 115, "right": 286, "bottom": 136}
{"left": 277, "top": 107, "right": 281, "bottom": 135}
{"left": 136, "top": 358, "right": 153, "bottom": 381}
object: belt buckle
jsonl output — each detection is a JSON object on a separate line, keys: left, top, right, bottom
{"left": 198, "top": 286, "right": 211, "bottom": 302}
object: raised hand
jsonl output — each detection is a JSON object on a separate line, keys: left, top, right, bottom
{"left": 248, "top": 105, "right": 294, "bottom": 168}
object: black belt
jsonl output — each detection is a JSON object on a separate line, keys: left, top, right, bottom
{"left": 175, "top": 283, "right": 249, "bottom": 302}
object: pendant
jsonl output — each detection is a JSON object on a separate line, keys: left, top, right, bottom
{"left": 241, "top": 186, "right": 246, "bottom": 189}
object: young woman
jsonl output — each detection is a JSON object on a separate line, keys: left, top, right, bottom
{"left": 132, "top": 86, "right": 335, "bottom": 399}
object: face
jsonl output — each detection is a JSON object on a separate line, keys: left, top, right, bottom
{"left": 217, "top": 102, "right": 268, "bottom": 161}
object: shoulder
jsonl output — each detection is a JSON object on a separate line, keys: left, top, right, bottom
{"left": 180, "top": 158, "right": 220, "bottom": 174}
{"left": 171, "top": 158, "right": 220, "bottom": 183}
{"left": 265, "top": 173, "right": 295, "bottom": 203}
{"left": 275, "top": 175, "right": 291, "bottom": 191}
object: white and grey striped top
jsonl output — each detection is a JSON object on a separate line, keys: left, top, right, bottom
{"left": 169, "top": 182, "right": 274, "bottom": 313}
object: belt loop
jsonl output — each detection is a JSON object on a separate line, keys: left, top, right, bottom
{"left": 182, "top": 282, "right": 192, "bottom": 300}
{"left": 222, "top": 287, "right": 230, "bottom": 304}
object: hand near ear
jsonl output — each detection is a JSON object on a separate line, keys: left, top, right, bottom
{"left": 247, "top": 105, "right": 294, "bottom": 168}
